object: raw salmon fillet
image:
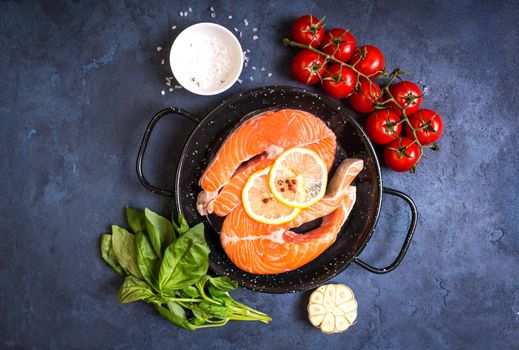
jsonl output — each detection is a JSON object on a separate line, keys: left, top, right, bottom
{"left": 220, "top": 159, "right": 363, "bottom": 274}
{"left": 197, "top": 109, "right": 336, "bottom": 216}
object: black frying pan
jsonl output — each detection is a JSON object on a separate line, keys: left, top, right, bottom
{"left": 136, "top": 86, "right": 417, "bottom": 293}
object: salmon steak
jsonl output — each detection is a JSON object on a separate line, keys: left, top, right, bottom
{"left": 196, "top": 108, "right": 363, "bottom": 274}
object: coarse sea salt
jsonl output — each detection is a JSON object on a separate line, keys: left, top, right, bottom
{"left": 175, "top": 35, "right": 234, "bottom": 91}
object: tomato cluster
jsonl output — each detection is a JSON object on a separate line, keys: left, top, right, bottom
{"left": 287, "top": 15, "right": 444, "bottom": 173}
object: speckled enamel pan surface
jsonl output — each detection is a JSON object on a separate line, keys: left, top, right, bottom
{"left": 175, "top": 86, "right": 382, "bottom": 293}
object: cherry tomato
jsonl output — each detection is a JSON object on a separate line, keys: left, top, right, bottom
{"left": 320, "top": 28, "right": 356, "bottom": 62}
{"left": 349, "top": 78, "right": 382, "bottom": 113}
{"left": 291, "top": 49, "right": 326, "bottom": 85}
{"left": 291, "top": 15, "right": 325, "bottom": 47}
{"left": 365, "top": 110, "right": 402, "bottom": 145}
{"left": 404, "top": 109, "right": 444, "bottom": 145}
{"left": 388, "top": 81, "right": 423, "bottom": 116}
{"left": 383, "top": 137, "right": 421, "bottom": 172}
{"left": 349, "top": 45, "right": 385, "bottom": 78}
{"left": 321, "top": 64, "right": 357, "bottom": 99}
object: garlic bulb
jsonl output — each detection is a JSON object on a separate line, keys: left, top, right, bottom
{"left": 307, "top": 284, "right": 357, "bottom": 333}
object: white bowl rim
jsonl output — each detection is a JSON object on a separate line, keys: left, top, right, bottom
{"left": 169, "top": 22, "right": 244, "bottom": 96}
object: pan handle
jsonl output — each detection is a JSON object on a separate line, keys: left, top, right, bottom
{"left": 353, "top": 187, "right": 418, "bottom": 274}
{"left": 136, "top": 107, "right": 199, "bottom": 197}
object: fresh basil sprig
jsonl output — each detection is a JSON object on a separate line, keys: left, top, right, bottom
{"left": 100, "top": 207, "right": 271, "bottom": 329}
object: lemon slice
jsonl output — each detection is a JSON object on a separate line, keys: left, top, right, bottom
{"left": 268, "top": 147, "right": 327, "bottom": 208}
{"left": 242, "top": 167, "right": 301, "bottom": 225}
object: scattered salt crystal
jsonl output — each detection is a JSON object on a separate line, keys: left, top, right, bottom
{"left": 166, "top": 81, "right": 171, "bottom": 87}
{"left": 161, "top": 90, "right": 165, "bottom": 95}
{"left": 246, "top": 49, "right": 250, "bottom": 53}
{"left": 175, "top": 85, "right": 183, "bottom": 89}
{"left": 228, "top": 15, "right": 232, "bottom": 19}
{"left": 268, "top": 72, "right": 272, "bottom": 77}
{"left": 244, "top": 19, "right": 249, "bottom": 26}
{"left": 210, "top": 6, "right": 214, "bottom": 11}
{"left": 237, "top": 78, "right": 243, "bottom": 84}
{"left": 179, "top": 11, "right": 183, "bottom": 17}
{"left": 239, "top": 32, "right": 243, "bottom": 37}
{"left": 184, "top": 11, "right": 188, "bottom": 17}
{"left": 252, "top": 66, "right": 256, "bottom": 70}
{"left": 161, "top": 59, "right": 165, "bottom": 65}
{"left": 169, "top": 88, "right": 174, "bottom": 92}
{"left": 260, "top": 67, "right": 266, "bottom": 71}
{"left": 253, "top": 27, "right": 257, "bottom": 32}
{"left": 171, "top": 25, "right": 177, "bottom": 30}
{"left": 188, "top": 7, "right": 193, "bottom": 12}
{"left": 252, "top": 35, "right": 258, "bottom": 40}
{"left": 156, "top": 46, "right": 163, "bottom": 52}
{"left": 234, "top": 27, "right": 238, "bottom": 32}
{"left": 249, "top": 76, "right": 254, "bottom": 81}
{"left": 211, "top": 12, "right": 216, "bottom": 18}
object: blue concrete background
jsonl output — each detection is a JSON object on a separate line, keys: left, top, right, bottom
{"left": 1, "top": 1, "right": 518, "bottom": 349}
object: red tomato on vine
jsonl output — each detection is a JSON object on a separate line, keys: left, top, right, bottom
{"left": 349, "top": 78, "right": 382, "bottom": 113}
{"left": 365, "top": 110, "right": 402, "bottom": 145}
{"left": 349, "top": 45, "right": 385, "bottom": 78}
{"left": 290, "top": 49, "right": 327, "bottom": 84}
{"left": 404, "top": 109, "right": 443, "bottom": 144}
{"left": 320, "top": 28, "right": 356, "bottom": 62}
{"left": 291, "top": 15, "right": 325, "bottom": 47}
{"left": 321, "top": 63, "right": 357, "bottom": 99}
{"left": 388, "top": 81, "right": 423, "bottom": 116}
{"left": 384, "top": 137, "right": 421, "bottom": 172}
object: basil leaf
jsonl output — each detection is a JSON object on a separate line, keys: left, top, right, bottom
{"left": 180, "top": 286, "right": 200, "bottom": 298}
{"left": 190, "top": 304, "right": 209, "bottom": 321}
{"left": 167, "top": 301, "right": 186, "bottom": 320}
{"left": 100, "top": 234, "right": 124, "bottom": 275}
{"left": 207, "top": 286, "right": 232, "bottom": 305}
{"left": 209, "top": 276, "right": 238, "bottom": 292}
{"left": 116, "top": 276, "right": 156, "bottom": 304}
{"left": 188, "top": 223, "right": 204, "bottom": 239}
{"left": 145, "top": 208, "right": 175, "bottom": 258}
{"left": 158, "top": 226, "right": 210, "bottom": 291}
{"left": 172, "top": 213, "right": 190, "bottom": 236}
{"left": 191, "top": 317, "right": 206, "bottom": 326}
{"left": 198, "top": 301, "right": 230, "bottom": 319}
{"left": 135, "top": 231, "right": 159, "bottom": 289}
{"left": 125, "top": 207, "right": 146, "bottom": 233}
{"left": 111, "top": 226, "right": 142, "bottom": 279}
{"left": 155, "top": 303, "right": 195, "bottom": 330}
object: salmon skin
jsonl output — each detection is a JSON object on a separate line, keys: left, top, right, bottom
{"left": 197, "top": 109, "right": 336, "bottom": 216}
{"left": 220, "top": 159, "right": 363, "bottom": 274}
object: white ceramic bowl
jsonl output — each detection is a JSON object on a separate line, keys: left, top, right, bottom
{"left": 170, "top": 23, "right": 243, "bottom": 96}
